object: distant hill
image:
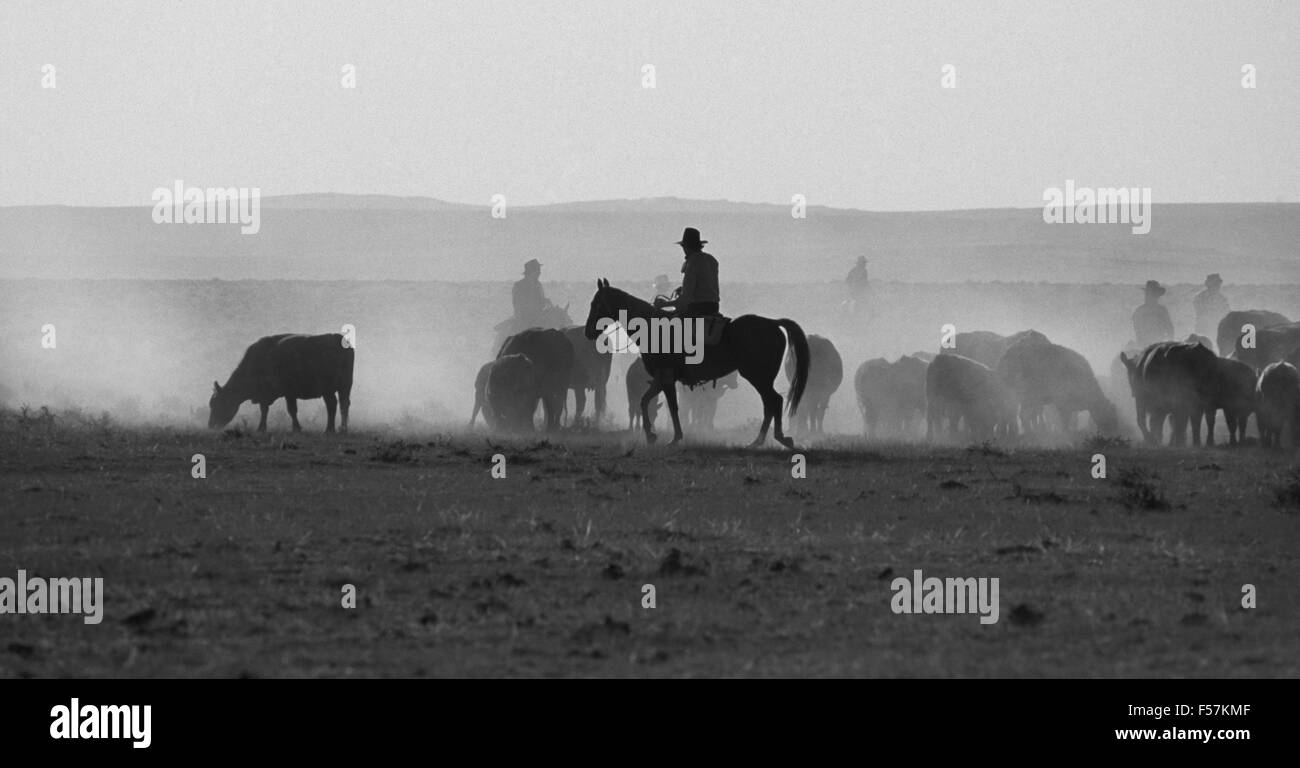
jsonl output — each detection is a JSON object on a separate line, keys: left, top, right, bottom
{"left": 1, "top": 197, "right": 1296, "bottom": 284}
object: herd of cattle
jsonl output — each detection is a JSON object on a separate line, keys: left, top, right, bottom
{"left": 207, "top": 308, "right": 1300, "bottom": 449}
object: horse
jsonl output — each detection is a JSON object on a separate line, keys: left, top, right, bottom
{"left": 583, "top": 279, "right": 809, "bottom": 449}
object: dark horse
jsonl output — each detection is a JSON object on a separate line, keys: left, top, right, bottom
{"left": 584, "top": 280, "right": 809, "bottom": 448}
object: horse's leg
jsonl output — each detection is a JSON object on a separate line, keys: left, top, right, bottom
{"left": 767, "top": 385, "right": 796, "bottom": 449}
{"left": 286, "top": 397, "right": 301, "bottom": 432}
{"left": 323, "top": 393, "right": 337, "bottom": 434}
{"left": 742, "top": 376, "right": 774, "bottom": 447}
{"left": 640, "top": 380, "right": 664, "bottom": 444}
{"left": 659, "top": 373, "right": 685, "bottom": 444}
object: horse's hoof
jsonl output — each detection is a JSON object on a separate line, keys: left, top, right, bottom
{"left": 669, "top": 436, "right": 683, "bottom": 446}
{"left": 747, "top": 439, "right": 764, "bottom": 448}
{"left": 646, "top": 433, "right": 658, "bottom": 445}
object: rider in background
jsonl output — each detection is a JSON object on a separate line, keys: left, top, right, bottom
{"left": 845, "top": 256, "right": 870, "bottom": 317}
{"left": 512, "top": 258, "right": 552, "bottom": 328}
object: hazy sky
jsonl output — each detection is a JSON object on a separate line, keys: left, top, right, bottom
{"left": 2, "top": 0, "right": 1296, "bottom": 210}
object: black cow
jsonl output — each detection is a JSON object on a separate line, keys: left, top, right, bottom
{"left": 210, "top": 333, "right": 353, "bottom": 433}
{"left": 1257, "top": 362, "right": 1300, "bottom": 449}
{"left": 855, "top": 355, "right": 928, "bottom": 438}
{"left": 925, "top": 353, "right": 1018, "bottom": 441}
{"left": 998, "top": 339, "right": 1117, "bottom": 434}
{"left": 1203, "top": 357, "right": 1256, "bottom": 446}
{"left": 497, "top": 328, "right": 575, "bottom": 432}
{"left": 784, "top": 334, "right": 843, "bottom": 434}
{"left": 1236, "top": 321, "right": 1300, "bottom": 372}
{"left": 1119, "top": 341, "right": 1217, "bottom": 446}
{"left": 561, "top": 326, "right": 612, "bottom": 427}
{"left": 1217, "top": 309, "right": 1290, "bottom": 362}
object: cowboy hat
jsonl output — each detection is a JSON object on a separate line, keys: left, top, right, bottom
{"left": 524, "top": 259, "right": 542, "bottom": 270}
{"left": 1143, "top": 279, "right": 1166, "bottom": 296}
{"left": 1205, "top": 273, "right": 1223, "bottom": 286}
{"left": 675, "top": 227, "right": 707, "bottom": 248}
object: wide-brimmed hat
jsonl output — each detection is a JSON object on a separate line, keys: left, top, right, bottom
{"left": 856, "top": 255, "right": 867, "bottom": 265}
{"left": 524, "top": 259, "right": 542, "bottom": 271}
{"left": 675, "top": 228, "right": 707, "bottom": 249}
{"left": 1205, "top": 273, "right": 1223, "bottom": 287}
{"left": 1143, "top": 280, "right": 1166, "bottom": 296}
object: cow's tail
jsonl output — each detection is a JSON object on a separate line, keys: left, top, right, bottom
{"left": 778, "top": 319, "right": 809, "bottom": 417}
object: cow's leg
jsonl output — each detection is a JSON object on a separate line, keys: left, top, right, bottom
{"left": 572, "top": 389, "right": 587, "bottom": 426}
{"left": 594, "top": 384, "right": 606, "bottom": 426}
{"left": 1148, "top": 409, "right": 1166, "bottom": 445}
{"left": 322, "top": 393, "right": 337, "bottom": 433}
{"left": 286, "top": 397, "right": 302, "bottom": 432}
{"left": 640, "top": 380, "right": 664, "bottom": 444}
{"left": 339, "top": 389, "right": 350, "bottom": 433}
{"left": 258, "top": 402, "right": 270, "bottom": 432}
{"left": 1189, "top": 408, "right": 1202, "bottom": 447}
{"left": 1205, "top": 408, "right": 1217, "bottom": 447}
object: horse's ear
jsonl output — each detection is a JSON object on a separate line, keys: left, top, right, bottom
{"left": 212, "top": 381, "right": 221, "bottom": 394}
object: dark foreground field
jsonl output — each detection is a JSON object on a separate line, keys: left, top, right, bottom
{"left": 2, "top": 413, "right": 1298, "bottom": 678}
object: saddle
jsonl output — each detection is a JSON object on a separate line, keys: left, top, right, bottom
{"left": 700, "top": 314, "right": 729, "bottom": 347}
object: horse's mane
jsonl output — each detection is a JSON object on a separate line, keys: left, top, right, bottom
{"left": 601, "top": 285, "right": 668, "bottom": 319}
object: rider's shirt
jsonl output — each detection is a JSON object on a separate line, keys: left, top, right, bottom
{"left": 679, "top": 250, "right": 719, "bottom": 308}
{"left": 513, "top": 277, "right": 547, "bottom": 321}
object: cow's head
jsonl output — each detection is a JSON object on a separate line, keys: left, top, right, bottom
{"left": 1118, "top": 352, "right": 1140, "bottom": 396}
{"left": 1093, "top": 397, "right": 1120, "bottom": 434}
{"left": 208, "top": 381, "right": 241, "bottom": 429}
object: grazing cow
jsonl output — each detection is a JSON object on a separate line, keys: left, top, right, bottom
{"left": 784, "top": 334, "right": 843, "bottom": 434}
{"left": 1217, "top": 309, "right": 1290, "bottom": 362}
{"left": 625, "top": 357, "right": 661, "bottom": 431}
{"left": 943, "top": 329, "right": 1050, "bottom": 369}
{"left": 1256, "top": 361, "right": 1300, "bottom": 449}
{"left": 497, "top": 328, "right": 575, "bottom": 432}
{"left": 925, "top": 353, "right": 1018, "bottom": 441}
{"left": 1202, "top": 357, "right": 1257, "bottom": 446}
{"left": 909, "top": 350, "right": 937, "bottom": 364}
{"left": 998, "top": 340, "right": 1117, "bottom": 434}
{"left": 209, "top": 333, "right": 353, "bottom": 433}
{"left": 562, "top": 325, "right": 611, "bottom": 427}
{"left": 485, "top": 354, "right": 542, "bottom": 432}
{"left": 855, "top": 355, "right": 929, "bottom": 438}
{"left": 1119, "top": 341, "right": 1217, "bottom": 446}
{"left": 469, "top": 361, "right": 495, "bottom": 429}
{"left": 1185, "top": 334, "right": 1215, "bottom": 353}
{"left": 679, "top": 372, "right": 738, "bottom": 430}
{"left": 1235, "top": 321, "right": 1300, "bottom": 372}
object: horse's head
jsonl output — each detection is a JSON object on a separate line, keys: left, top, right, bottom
{"left": 208, "top": 381, "right": 241, "bottom": 428}
{"left": 584, "top": 278, "right": 612, "bottom": 340}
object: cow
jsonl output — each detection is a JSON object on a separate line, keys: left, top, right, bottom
{"left": 1203, "top": 357, "right": 1257, "bottom": 446}
{"left": 942, "top": 329, "right": 1050, "bottom": 369}
{"left": 1217, "top": 309, "right": 1290, "bottom": 362}
{"left": 625, "top": 357, "right": 661, "bottom": 431}
{"left": 998, "top": 339, "right": 1117, "bottom": 435}
{"left": 1119, "top": 340, "right": 1217, "bottom": 446}
{"left": 469, "top": 361, "right": 495, "bottom": 429}
{"left": 784, "top": 334, "right": 843, "bottom": 434}
{"left": 855, "top": 355, "right": 928, "bottom": 438}
{"left": 497, "top": 328, "right": 575, "bottom": 432}
{"left": 561, "top": 325, "right": 611, "bottom": 427}
{"left": 1256, "top": 361, "right": 1300, "bottom": 449}
{"left": 209, "top": 333, "right": 353, "bottom": 433}
{"left": 1235, "top": 321, "right": 1300, "bottom": 372}
{"left": 679, "top": 371, "right": 739, "bottom": 430}
{"left": 925, "top": 353, "right": 1018, "bottom": 441}
{"left": 485, "top": 354, "right": 542, "bottom": 432}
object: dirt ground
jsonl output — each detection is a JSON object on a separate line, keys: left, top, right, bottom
{"left": 2, "top": 414, "right": 1297, "bottom": 678}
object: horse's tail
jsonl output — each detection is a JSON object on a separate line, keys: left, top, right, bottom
{"left": 778, "top": 318, "right": 810, "bottom": 417}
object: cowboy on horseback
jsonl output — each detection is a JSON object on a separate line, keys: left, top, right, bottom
{"left": 513, "top": 258, "right": 554, "bottom": 328}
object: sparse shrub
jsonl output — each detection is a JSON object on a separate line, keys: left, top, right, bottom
{"left": 371, "top": 440, "right": 421, "bottom": 464}
{"left": 1274, "top": 469, "right": 1300, "bottom": 512}
{"left": 1082, "top": 432, "right": 1129, "bottom": 452}
{"left": 1118, "top": 467, "right": 1169, "bottom": 510}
